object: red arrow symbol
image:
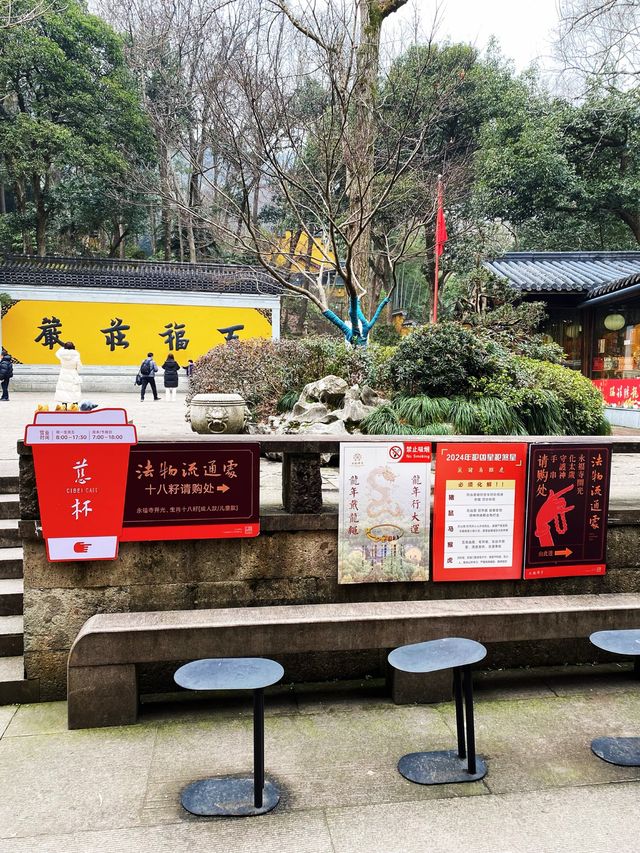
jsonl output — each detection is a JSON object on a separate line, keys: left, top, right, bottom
{"left": 216, "top": 484, "right": 230, "bottom": 493}
{"left": 554, "top": 548, "right": 573, "bottom": 557}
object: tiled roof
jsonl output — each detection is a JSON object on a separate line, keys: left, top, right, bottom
{"left": 583, "top": 272, "right": 640, "bottom": 301}
{"left": 484, "top": 252, "right": 640, "bottom": 293}
{"left": 0, "top": 255, "right": 282, "bottom": 296}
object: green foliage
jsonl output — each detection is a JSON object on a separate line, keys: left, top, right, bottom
{"left": 387, "top": 322, "right": 500, "bottom": 397}
{"left": 473, "top": 84, "right": 640, "bottom": 249}
{"left": 188, "top": 336, "right": 385, "bottom": 421}
{"left": 520, "top": 358, "right": 611, "bottom": 436}
{"left": 0, "top": 0, "right": 153, "bottom": 253}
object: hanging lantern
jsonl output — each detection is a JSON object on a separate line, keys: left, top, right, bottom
{"left": 604, "top": 314, "right": 626, "bottom": 331}
{"left": 564, "top": 323, "right": 581, "bottom": 339}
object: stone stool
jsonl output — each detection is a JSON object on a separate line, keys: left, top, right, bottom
{"left": 388, "top": 638, "right": 488, "bottom": 784}
{"left": 174, "top": 657, "right": 284, "bottom": 815}
{"left": 590, "top": 630, "right": 640, "bottom": 766}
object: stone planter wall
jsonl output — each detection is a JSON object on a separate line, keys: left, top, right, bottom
{"left": 18, "top": 437, "right": 640, "bottom": 700}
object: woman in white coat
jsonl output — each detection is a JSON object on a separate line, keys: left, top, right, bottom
{"left": 54, "top": 341, "right": 82, "bottom": 407}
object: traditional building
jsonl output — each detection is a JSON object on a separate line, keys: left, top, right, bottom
{"left": 0, "top": 255, "right": 282, "bottom": 391}
{"left": 485, "top": 252, "right": 640, "bottom": 381}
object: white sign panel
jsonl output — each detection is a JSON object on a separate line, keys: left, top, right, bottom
{"left": 338, "top": 441, "right": 431, "bottom": 584}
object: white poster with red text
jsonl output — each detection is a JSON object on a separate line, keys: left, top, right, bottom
{"left": 338, "top": 441, "right": 431, "bottom": 584}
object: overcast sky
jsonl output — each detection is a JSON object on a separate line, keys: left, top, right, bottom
{"left": 395, "top": 0, "right": 561, "bottom": 72}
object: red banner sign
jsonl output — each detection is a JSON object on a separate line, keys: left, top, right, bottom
{"left": 524, "top": 444, "right": 611, "bottom": 579}
{"left": 432, "top": 443, "right": 528, "bottom": 582}
{"left": 121, "top": 443, "right": 260, "bottom": 541}
{"left": 593, "top": 378, "right": 640, "bottom": 405}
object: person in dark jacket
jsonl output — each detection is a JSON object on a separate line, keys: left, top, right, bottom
{"left": 162, "top": 353, "right": 181, "bottom": 401}
{"left": 138, "top": 352, "right": 159, "bottom": 401}
{"left": 0, "top": 354, "right": 13, "bottom": 401}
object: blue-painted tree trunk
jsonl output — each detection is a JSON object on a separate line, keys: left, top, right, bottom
{"left": 322, "top": 295, "right": 389, "bottom": 346}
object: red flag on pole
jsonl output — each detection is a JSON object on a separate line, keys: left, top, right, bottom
{"left": 435, "top": 183, "right": 447, "bottom": 257}
{"left": 432, "top": 177, "right": 446, "bottom": 323}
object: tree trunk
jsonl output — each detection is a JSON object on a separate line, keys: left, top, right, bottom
{"left": 149, "top": 205, "right": 157, "bottom": 255}
{"left": 32, "top": 173, "right": 48, "bottom": 257}
{"left": 158, "top": 143, "right": 172, "bottom": 260}
{"left": 345, "top": 1, "right": 381, "bottom": 312}
{"left": 614, "top": 209, "right": 640, "bottom": 244}
{"left": 13, "top": 179, "right": 32, "bottom": 254}
{"left": 186, "top": 212, "right": 197, "bottom": 264}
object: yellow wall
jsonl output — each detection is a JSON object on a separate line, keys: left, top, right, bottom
{"left": 272, "top": 231, "right": 337, "bottom": 273}
{"left": 2, "top": 300, "right": 272, "bottom": 366}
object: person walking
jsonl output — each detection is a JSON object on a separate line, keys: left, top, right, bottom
{"left": 162, "top": 353, "right": 181, "bottom": 401}
{"left": 54, "top": 342, "right": 82, "bottom": 408}
{"left": 138, "top": 352, "right": 159, "bottom": 401}
{"left": 0, "top": 354, "right": 13, "bottom": 401}
{"left": 185, "top": 359, "right": 194, "bottom": 378}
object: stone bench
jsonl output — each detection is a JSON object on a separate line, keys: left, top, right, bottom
{"left": 67, "top": 593, "right": 640, "bottom": 729}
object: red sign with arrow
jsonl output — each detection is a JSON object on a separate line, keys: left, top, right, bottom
{"left": 524, "top": 444, "right": 611, "bottom": 579}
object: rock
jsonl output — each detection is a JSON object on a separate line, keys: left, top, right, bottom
{"left": 261, "top": 374, "right": 387, "bottom": 438}
{"left": 361, "top": 385, "right": 385, "bottom": 407}
{"left": 300, "top": 375, "right": 348, "bottom": 406}
{"left": 335, "top": 399, "right": 374, "bottom": 424}
{"left": 291, "top": 401, "right": 329, "bottom": 422}
{"left": 299, "top": 419, "right": 350, "bottom": 435}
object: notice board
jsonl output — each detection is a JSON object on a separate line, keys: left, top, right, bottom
{"left": 524, "top": 444, "right": 611, "bottom": 579}
{"left": 432, "top": 443, "right": 528, "bottom": 582}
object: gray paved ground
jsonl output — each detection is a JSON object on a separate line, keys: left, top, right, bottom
{"left": 1, "top": 391, "right": 638, "bottom": 508}
{"left": 1, "top": 667, "right": 640, "bottom": 852}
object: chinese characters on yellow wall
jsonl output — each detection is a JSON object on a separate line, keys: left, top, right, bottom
{"left": 3, "top": 300, "right": 273, "bottom": 365}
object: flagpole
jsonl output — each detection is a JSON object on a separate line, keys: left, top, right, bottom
{"left": 432, "top": 175, "right": 442, "bottom": 324}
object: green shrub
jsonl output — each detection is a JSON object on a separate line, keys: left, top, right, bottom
{"left": 387, "top": 322, "right": 501, "bottom": 397}
{"left": 187, "top": 336, "right": 386, "bottom": 421}
{"left": 520, "top": 358, "right": 611, "bottom": 435}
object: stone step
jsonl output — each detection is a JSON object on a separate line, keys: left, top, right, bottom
{"left": 0, "top": 520, "right": 20, "bottom": 548}
{"left": 0, "top": 547, "right": 23, "bottom": 580}
{"left": 0, "top": 494, "right": 19, "bottom": 520}
{"left": 0, "top": 476, "right": 18, "bottom": 495}
{"left": 0, "top": 656, "right": 39, "bottom": 704}
{"left": 0, "top": 578, "right": 23, "bottom": 617}
{"left": 0, "top": 615, "right": 23, "bottom": 656}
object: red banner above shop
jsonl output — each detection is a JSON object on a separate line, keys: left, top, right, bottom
{"left": 593, "top": 378, "right": 640, "bottom": 405}
{"left": 432, "top": 443, "right": 528, "bottom": 582}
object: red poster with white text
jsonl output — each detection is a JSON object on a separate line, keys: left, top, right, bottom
{"left": 24, "top": 418, "right": 137, "bottom": 561}
{"left": 432, "top": 443, "right": 528, "bottom": 582}
{"left": 524, "top": 445, "right": 611, "bottom": 579}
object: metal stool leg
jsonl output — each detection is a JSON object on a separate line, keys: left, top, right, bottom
{"left": 462, "top": 667, "right": 476, "bottom": 775}
{"left": 253, "top": 688, "right": 264, "bottom": 809}
{"left": 453, "top": 668, "right": 466, "bottom": 759}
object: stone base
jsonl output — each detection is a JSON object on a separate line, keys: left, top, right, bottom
{"left": 67, "top": 664, "right": 138, "bottom": 729}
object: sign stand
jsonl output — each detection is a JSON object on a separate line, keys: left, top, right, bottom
{"left": 24, "top": 409, "right": 137, "bottom": 562}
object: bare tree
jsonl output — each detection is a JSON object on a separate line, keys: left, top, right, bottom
{"left": 0, "top": 0, "right": 54, "bottom": 29}
{"left": 557, "top": 0, "right": 640, "bottom": 87}
{"left": 101, "top": 0, "right": 465, "bottom": 344}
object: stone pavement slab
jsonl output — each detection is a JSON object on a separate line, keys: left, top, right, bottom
{"left": 324, "top": 782, "right": 638, "bottom": 853}
{"left": 1, "top": 671, "right": 640, "bottom": 851}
